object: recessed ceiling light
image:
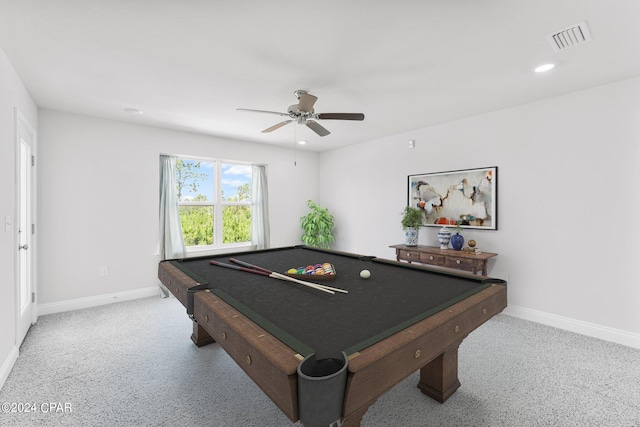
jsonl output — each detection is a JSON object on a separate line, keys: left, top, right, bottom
{"left": 298, "top": 140, "right": 307, "bottom": 145}
{"left": 124, "top": 108, "right": 143, "bottom": 115}
{"left": 534, "top": 63, "right": 555, "bottom": 73}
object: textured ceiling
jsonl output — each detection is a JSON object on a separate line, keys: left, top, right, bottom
{"left": 1, "top": 0, "right": 639, "bottom": 151}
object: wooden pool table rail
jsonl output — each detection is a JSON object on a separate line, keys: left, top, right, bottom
{"left": 341, "top": 282, "right": 506, "bottom": 426}
{"left": 159, "top": 261, "right": 301, "bottom": 420}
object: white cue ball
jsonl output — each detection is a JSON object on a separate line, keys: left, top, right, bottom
{"left": 360, "top": 269, "right": 371, "bottom": 279}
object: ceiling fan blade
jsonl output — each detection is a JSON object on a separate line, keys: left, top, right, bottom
{"left": 238, "top": 108, "right": 290, "bottom": 117}
{"left": 262, "top": 120, "right": 293, "bottom": 133}
{"left": 297, "top": 93, "right": 318, "bottom": 113}
{"left": 316, "top": 113, "right": 365, "bottom": 121}
{"left": 306, "top": 120, "right": 330, "bottom": 137}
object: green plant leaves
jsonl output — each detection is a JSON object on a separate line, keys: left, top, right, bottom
{"left": 300, "top": 200, "right": 335, "bottom": 248}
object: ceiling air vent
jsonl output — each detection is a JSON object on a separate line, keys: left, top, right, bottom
{"left": 547, "top": 21, "right": 592, "bottom": 52}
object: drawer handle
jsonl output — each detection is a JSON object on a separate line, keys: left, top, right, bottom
{"left": 414, "top": 350, "right": 421, "bottom": 359}
{"left": 246, "top": 355, "right": 252, "bottom": 365}
{"left": 204, "top": 315, "right": 209, "bottom": 322}
{"left": 429, "top": 256, "right": 434, "bottom": 260}
{"left": 456, "top": 259, "right": 461, "bottom": 264}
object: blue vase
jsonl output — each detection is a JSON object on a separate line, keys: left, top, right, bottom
{"left": 451, "top": 232, "right": 464, "bottom": 251}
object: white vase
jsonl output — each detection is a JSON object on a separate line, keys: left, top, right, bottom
{"left": 437, "top": 226, "right": 451, "bottom": 249}
{"left": 404, "top": 227, "right": 419, "bottom": 246}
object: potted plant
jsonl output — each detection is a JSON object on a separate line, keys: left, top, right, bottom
{"left": 401, "top": 206, "right": 423, "bottom": 246}
{"left": 300, "top": 200, "right": 335, "bottom": 248}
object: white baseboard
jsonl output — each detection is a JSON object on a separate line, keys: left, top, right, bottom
{"left": 503, "top": 304, "right": 640, "bottom": 349}
{"left": 38, "top": 286, "right": 161, "bottom": 316}
{"left": 0, "top": 345, "right": 19, "bottom": 392}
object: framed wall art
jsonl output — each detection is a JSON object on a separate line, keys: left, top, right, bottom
{"left": 407, "top": 166, "right": 497, "bottom": 230}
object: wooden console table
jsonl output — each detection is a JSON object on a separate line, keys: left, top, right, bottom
{"left": 390, "top": 244, "right": 497, "bottom": 276}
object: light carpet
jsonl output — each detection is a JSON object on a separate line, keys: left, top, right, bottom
{"left": 1, "top": 296, "right": 639, "bottom": 426}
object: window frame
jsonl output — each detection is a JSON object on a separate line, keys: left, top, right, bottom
{"left": 175, "top": 155, "right": 253, "bottom": 254}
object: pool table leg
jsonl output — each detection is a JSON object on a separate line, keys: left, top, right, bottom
{"left": 417, "top": 343, "right": 461, "bottom": 403}
{"left": 339, "top": 406, "right": 369, "bottom": 427}
{"left": 191, "top": 321, "right": 215, "bottom": 347}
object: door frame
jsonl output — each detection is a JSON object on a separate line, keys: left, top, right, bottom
{"left": 15, "top": 108, "right": 37, "bottom": 345}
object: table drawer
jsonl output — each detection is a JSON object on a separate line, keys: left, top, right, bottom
{"left": 419, "top": 253, "right": 446, "bottom": 266}
{"left": 397, "top": 250, "right": 422, "bottom": 263}
{"left": 443, "top": 257, "right": 475, "bottom": 271}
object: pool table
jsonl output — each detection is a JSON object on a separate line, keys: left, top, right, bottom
{"left": 158, "top": 246, "right": 507, "bottom": 427}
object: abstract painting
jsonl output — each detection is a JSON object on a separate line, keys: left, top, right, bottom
{"left": 408, "top": 167, "right": 497, "bottom": 229}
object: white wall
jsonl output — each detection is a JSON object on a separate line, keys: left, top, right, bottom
{"left": 319, "top": 76, "right": 640, "bottom": 345}
{"left": 0, "top": 48, "right": 38, "bottom": 386}
{"left": 37, "top": 110, "right": 318, "bottom": 307}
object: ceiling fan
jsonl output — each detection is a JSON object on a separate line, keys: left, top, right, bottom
{"left": 237, "top": 90, "right": 365, "bottom": 137}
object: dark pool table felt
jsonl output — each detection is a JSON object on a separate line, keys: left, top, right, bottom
{"left": 171, "top": 247, "right": 494, "bottom": 359}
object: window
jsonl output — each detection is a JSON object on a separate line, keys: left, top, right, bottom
{"left": 176, "top": 157, "right": 252, "bottom": 250}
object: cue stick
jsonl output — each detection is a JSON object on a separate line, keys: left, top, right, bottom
{"left": 229, "top": 258, "right": 349, "bottom": 294}
{"left": 209, "top": 260, "right": 335, "bottom": 295}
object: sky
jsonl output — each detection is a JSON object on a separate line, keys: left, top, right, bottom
{"left": 179, "top": 160, "right": 251, "bottom": 201}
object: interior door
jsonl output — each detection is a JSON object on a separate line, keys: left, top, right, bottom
{"left": 16, "top": 112, "right": 36, "bottom": 345}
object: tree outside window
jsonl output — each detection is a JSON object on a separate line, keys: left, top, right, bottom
{"left": 176, "top": 158, "right": 252, "bottom": 248}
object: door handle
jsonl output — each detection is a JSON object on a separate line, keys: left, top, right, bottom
{"left": 19, "top": 244, "right": 29, "bottom": 250}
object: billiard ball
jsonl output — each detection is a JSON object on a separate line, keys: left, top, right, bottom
{"left": 360, "top": 270, "right": 371, "bottom": 279}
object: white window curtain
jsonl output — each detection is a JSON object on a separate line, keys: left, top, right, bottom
{"left": 159, "top": 155, "right": 186, "bottom": 296}
{"left": 251, "top": 164, "right": 270, "bottom": 250}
